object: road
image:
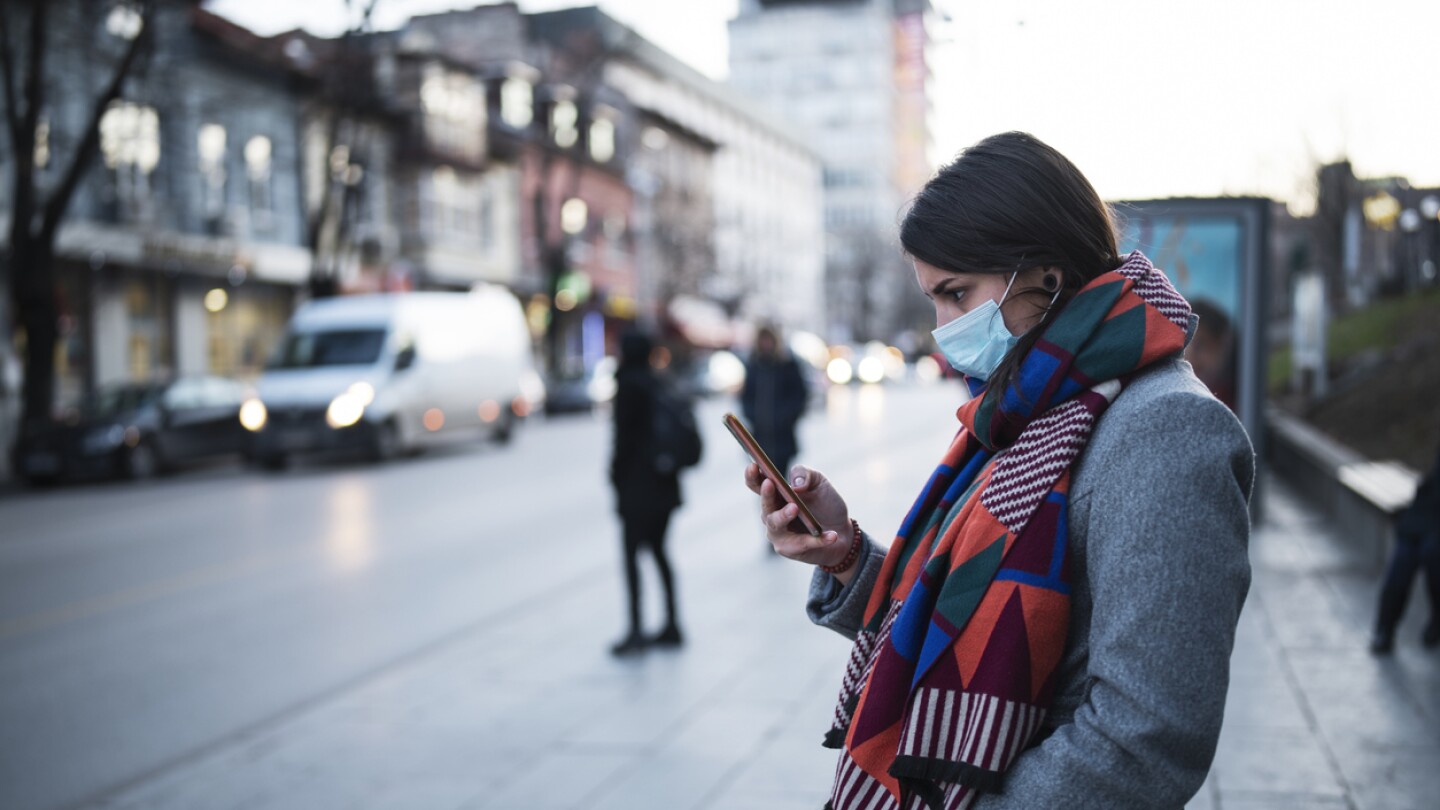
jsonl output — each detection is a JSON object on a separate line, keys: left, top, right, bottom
{"left": 0, "top": 381, "right": 962, "bottom": 810}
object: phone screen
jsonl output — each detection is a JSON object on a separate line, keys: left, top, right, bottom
{"left": 724, "top": 412, "right": 823, "bottom": 536}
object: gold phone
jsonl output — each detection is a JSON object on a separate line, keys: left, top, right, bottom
{"left": 724, "top": 412, "right": 822, "bottom": 536}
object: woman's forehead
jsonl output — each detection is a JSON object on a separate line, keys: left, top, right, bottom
{"left": 913, "top": 259, "right": 994, "bottom": 285}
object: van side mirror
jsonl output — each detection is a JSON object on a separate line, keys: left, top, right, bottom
{"left": 394, "top": 346, "right": 417, "bottom": 372}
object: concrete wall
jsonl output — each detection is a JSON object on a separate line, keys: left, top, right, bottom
{"left": 1267, "top": 407, "right": 1420, "bottom": 569}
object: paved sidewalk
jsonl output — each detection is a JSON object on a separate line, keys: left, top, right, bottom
{"left": 91, "top": 472, "right": 1439, "bottom": 810}
{"left": 1191, "top": 477, "right": 1440, "bottom": 810}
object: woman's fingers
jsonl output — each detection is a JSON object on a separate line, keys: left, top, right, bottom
{"left": 743, "top": 463, "right": 764, "bottom": 494}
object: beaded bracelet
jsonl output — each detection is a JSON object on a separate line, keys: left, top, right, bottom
{"left": 819, "top": 519, "right": 863, "bottom": 575}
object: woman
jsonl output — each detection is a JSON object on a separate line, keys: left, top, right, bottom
{"left": 610, "top": 331, "right": 683, "bottom": 655}
{"left": 743, "top": 132, "right": 1253, "bottom": 809}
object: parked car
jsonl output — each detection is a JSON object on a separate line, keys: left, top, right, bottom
{"left": 242, "top": 286, "right": 541, "bottom": 468}
{"left": 544, "top": 356, "right": 616, "bottom": 415}
{"left": 14, "top": 376, "right": 249, "bottom": 484}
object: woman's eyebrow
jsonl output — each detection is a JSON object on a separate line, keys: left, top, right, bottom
{"left": 929, "top": 279, "right": 957, "bottom": 298}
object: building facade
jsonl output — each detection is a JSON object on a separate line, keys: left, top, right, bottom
{"left": 0, "top": 2, "right": 312, "bottom": 408}
{"left": 729, "top": 0, "right": 935, "bottom": 343}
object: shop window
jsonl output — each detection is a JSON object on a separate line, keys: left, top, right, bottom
{"left": 124, "top": 279, "right": 171, "bottom": 381}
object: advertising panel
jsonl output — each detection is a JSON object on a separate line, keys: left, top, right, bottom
{"left": 1117, "top": 198, "right": 1270, "bottom": 464}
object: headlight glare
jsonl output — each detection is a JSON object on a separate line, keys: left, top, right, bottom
{"left": 326, "top": 393, "right": 365, "bottom": 429}
{"left": 239, "top": 399, "right": 268, "bottom": 432}
{"left": 347, "top": 381, "right": 375, "bottom": 407}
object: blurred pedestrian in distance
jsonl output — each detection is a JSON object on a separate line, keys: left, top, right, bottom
{"left": 741, "top": 131, "right": 1254, "bottom": 808}
{"left": 609, "top": 330, "right": 685, "bottom": 656}
{"left": 740, "top": 323, "right": 809, "bottom": 550}
{"left": 1370, "top": 441, "right": 1440, "bottom": 654}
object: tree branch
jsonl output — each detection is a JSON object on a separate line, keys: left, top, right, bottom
{"left": 18, "top": 0, "right": 44, "bottom": 164}
{"left": 38, "top": 0, "right": 152, "bottom": 243}
{"left": 0, "top": 0, "right": 25, "bottom": 147}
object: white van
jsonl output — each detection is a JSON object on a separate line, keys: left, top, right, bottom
{"left": 242, "top": 286, "right": 543, "bottom": 467}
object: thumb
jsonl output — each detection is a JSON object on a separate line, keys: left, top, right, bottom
{"left": 789, "top": 465, "right": 826, "bottom": 492}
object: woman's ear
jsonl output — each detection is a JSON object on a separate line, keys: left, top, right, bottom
{"left": 1041, "top": 269, "right": 1062, "bottom": 292}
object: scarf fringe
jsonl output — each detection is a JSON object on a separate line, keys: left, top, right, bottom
{"left": 891, "top": 754, "right": 1004, "bottom": 793}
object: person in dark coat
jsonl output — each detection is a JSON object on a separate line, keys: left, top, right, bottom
{"left": 609, "top": 331, "right": 683, "bottom": 656}
{"left": 740, "top": 325, "right": 809, "bottom": 496}
{"left": 1371, "top": 441, "right": 1440, "bottom": 654}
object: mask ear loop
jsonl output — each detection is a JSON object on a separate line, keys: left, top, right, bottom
{"left": 989, "top": 271, "right": 1021, "bottom": 327}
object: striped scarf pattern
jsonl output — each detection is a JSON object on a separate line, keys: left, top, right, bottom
{"left": 823, "top": 252, "right": 1191, "bottom": 810}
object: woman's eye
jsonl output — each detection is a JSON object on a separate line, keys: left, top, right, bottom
{"left": 949, "top": 289, "right": 967, "bottom": 303}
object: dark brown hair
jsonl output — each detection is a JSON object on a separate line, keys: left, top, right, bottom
{"left": 900, "top": 131, "right": 1121, "bottom": 394}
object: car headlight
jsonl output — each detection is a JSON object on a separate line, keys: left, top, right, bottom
{"left": 326, "top": 392, "right": 365, "bottom": 429}
{"left": 82, "top": 425, "right": 126, "bottom": 454}
{"left": 347, "top": 381, "right": 375, "bottom": 406}
{"left": 239, "top": 398, "right": 268, "bottom": 432}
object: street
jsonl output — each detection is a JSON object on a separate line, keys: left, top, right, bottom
{"left": 2, "top": 381, "right": 1437, "bottom": 810}
{"left": 0, "top": 382, "right": 958, "bottom": 810}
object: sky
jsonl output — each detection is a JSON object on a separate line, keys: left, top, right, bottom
{"left": 205, "top": 0, "right": 1440, "bottom": 212}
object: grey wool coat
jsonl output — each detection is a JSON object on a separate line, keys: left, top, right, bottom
{"left": 807, "top": 355, "right": 1254, "bottom": 809}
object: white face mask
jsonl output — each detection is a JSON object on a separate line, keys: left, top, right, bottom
{"left": 931, "top": 272, "right": 1020, "bottom": 382}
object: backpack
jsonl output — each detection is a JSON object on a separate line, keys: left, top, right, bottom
{"left": 651, "top": 383, "right": 703, "bottom": 473}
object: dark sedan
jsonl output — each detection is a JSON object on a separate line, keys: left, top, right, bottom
{"left": 15, "top": 376, "right": 250, "bottom": 484}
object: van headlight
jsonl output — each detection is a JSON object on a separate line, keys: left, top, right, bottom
{"left": 326, "top": 392, "right": 365, "bottom": 429}
{"left": 239, "top": 399, "right": 268, "bottom": 432}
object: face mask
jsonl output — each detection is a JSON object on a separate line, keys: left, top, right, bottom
{"left": 932, "top": 273, "right": 1064, "bottom": 381}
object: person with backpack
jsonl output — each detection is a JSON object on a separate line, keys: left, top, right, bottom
{"left": 608, "top": 330, "right": 699, "bottom": 656}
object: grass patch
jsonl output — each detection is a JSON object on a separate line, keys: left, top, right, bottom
{"left": 1269, "top": 285, "right": 1440, "bottom": 394}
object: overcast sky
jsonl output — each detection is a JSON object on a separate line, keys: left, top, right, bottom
{"left": 206, "top": 0, "right": 1440, "bottom": 211}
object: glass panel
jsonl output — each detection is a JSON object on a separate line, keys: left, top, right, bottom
{"left": 268, "top": 329, "right": 387, "bottom": 369}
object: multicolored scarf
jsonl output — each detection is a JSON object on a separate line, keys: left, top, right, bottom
{"left": 824, "top": 252, "right": 1192, "bottom": 810}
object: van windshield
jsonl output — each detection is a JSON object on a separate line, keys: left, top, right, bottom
{"left": 269, "top": 329, "right": 387, "bottom": 368}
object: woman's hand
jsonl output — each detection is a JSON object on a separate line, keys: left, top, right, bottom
{"left": 744, "top": 463, "right": 852, "bottom": 567}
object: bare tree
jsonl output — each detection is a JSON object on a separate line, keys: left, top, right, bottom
{"left": 0, "top": 0, "right": 154, "bottom": 434}
{"left": 298, "top": 0, "right": 382, "bottom": 298}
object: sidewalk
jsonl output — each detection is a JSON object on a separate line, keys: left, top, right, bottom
{"left": 1191, "top": 476, "right": 1440, "bottom": 810}
{"left": 92, "top": 472, "right": 1439, "bottom": 810}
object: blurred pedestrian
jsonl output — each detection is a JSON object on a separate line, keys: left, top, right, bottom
{"left": 1370, "top": 441, "right": 1440, "bottom": 654}
{"left": 740, "top": 132, "right": 1253, "bottom": 809}
{"left": 740, "top": 323, "right": 809, "bottom": 549}
{"left": 609, "top": 331, "right": 685, "bottom": 656}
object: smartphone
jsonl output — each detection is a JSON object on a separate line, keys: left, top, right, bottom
{"left": 724, "top": 412, "right": 823, "bottom": 536}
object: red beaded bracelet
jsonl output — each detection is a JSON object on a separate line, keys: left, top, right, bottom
{"left": 819, "top": 519, "right": 863, "bottom": 575}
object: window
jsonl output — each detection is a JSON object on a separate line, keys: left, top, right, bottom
{"left": 269, "top": 329, "right": 388, "bottom": 368}
{"left": 500, "top": 77, "right": 533, "bottom": 128}
{"left": 197, "top": 123, "right": 227, "bottom": 223}
{"left": 244, "top": 135, "right": 273, "bottom": 222}
{"left": 421, "top": 64, "right": 485, "bottom": 161}
{"left": 99, "top": 101, "right": 160, "bottom": 217}
{"left": 551, "top": 99, "right": 578, "bottom": 148}
{"left": 34, "top": 116, "right": 49, "bottom": 169}
{"left": 429, "top": 166, "right": 480, "bottom": 240}
{"left": 589, "top": 117, "right": 615, "bottom": 163}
